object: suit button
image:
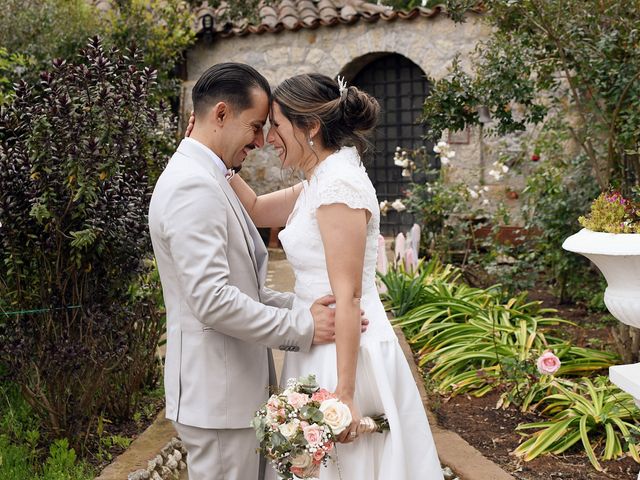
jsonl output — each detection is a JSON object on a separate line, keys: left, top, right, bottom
{"left": 291, "top": 346, "right": 300, "bottom": 352}
{"left": 279, "top": 345, "right": 287, "bottom": 351}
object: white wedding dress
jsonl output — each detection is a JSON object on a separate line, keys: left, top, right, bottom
{"left": 269, "top": 147, "right": 443, "bottom": 480}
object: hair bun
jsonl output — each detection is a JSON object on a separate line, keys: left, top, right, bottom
{"left": 342, "top": 87, "right": 380, "bottom": 132}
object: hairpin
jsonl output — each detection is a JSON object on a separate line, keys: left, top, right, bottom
{"left": 337, "top": 75, "right": 348, "bottom": 100}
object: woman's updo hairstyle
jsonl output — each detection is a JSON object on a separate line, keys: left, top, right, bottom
{"left": 272, "top": 73, "right": 380, "bottom": 156}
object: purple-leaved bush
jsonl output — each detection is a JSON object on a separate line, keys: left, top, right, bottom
{"left": 0, "top": 37, "right": 173, "bottom": 449}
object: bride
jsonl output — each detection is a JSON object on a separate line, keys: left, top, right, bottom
{"left": 228, "top": 73, "right": 443, "bottom": 479}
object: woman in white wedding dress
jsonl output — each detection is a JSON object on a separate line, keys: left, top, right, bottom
{"left": 231, "top": 74, "right": 443, "bottom": 480}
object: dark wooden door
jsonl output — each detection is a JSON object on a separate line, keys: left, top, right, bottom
{"left": 351, "top": 54, "right": 432, "bottom": 236}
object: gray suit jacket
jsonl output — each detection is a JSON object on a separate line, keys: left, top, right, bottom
{"left": 149, "top": 140, "right": 314, "bottom": 429}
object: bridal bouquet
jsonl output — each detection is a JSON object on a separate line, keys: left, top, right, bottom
{"left": 251, "top": 375, "right": 389, "bottom": 479}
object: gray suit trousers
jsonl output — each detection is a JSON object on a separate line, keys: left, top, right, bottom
{"left": 174, "top": 422, "right": 265, "bottom": 480}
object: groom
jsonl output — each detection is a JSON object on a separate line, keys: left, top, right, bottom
{"left": 149, "top": 63, "right": 341, "bottom": 480}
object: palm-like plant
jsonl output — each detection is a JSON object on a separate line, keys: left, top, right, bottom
{"left": 515, "top": 377, "right": 640, "bottom": 471}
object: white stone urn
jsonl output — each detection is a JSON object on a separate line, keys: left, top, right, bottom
{"left": 562, "top": 228, "right": 640, "bottom": 411}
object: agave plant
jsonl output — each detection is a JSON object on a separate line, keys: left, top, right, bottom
{"left": 514, "top": 377, "right": 640, "bottom": 471}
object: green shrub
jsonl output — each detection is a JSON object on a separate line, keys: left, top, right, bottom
{"left": 0, "top": 37, "right": 169, "bottom": 449}
{"left": 0, "top": 0, "right": 102, "bottom": 66}
{"left": 389, "top": 261, "right": 618, "bottom": 403}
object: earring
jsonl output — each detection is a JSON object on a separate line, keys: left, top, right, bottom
{"left": 308, "top": 137, "right": 314, "bottom": 147}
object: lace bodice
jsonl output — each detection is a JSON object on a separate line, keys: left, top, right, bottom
{"left": 278, "top": 147, "right": 381, "bottom": 306}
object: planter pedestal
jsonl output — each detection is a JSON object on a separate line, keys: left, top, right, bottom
{"left": 609, "top": 363, "right": 640, "bottom": 409}
{"left": 563, "top": 228, "right": 640, "bottom": 402}
{"left": 563, "top": 228, "right": 640, "bottom": 479}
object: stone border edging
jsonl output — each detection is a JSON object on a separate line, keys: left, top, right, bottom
{"left": 394, "top": 326, "right": 516, "bottom": 480}
{"left": 95, "top": 410, "right": 186, "bottom": 480}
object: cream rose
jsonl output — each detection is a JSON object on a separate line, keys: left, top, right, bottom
{"left": 278, "top": 422, "right": 299, "bottom": 439}
{"left": 290, "top": 452, "right": 313, "bottom": 469}
{"left": 319, "top": 398, "right": 352, "bottom": 435}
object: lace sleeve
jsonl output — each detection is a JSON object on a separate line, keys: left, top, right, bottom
{"left": 311, "top": 166, "right": 375, "bottom": 214}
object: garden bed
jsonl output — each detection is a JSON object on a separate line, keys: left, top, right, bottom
{"left": 435, "top": 390, "right": 637, "bottom": 479}
{"left": 429, "top": 293, "right": 637, "bottom": 480}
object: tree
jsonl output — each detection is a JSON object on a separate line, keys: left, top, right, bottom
{"left": 423, "top": 0, "right": 640, "bottom": 190}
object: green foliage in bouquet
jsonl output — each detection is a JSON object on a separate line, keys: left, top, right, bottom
{"left": 514, "top": 377, "right": 640, "bottom": 471}
{"left": 578, "top": 191, "right": 640, "bottom": 234}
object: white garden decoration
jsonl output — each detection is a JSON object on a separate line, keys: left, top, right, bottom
{"left": 562, "top": 229, "right": 640, "bottom": 412}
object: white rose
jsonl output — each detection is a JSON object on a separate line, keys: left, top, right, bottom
{"left": 391, "top": 199, "right": 406, "bottom": 212}
{"left": 319, "top": 398, "right": 352, "bottom": 435}
{"left": 278, "top": 422, "right": 298, "bottom": 439}
{"left": 290, "top": 452, "right": 313, "bottom": 469}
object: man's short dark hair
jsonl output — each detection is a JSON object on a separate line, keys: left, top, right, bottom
{"left": 192, "top": 62, "right": 271, "bottom": 116}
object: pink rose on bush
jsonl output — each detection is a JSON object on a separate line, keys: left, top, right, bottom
{"left": 303, "top": 424, "right": 323, "bottom": 446}
{"left": 311, "top": 388, "right": 335, "bottom": 403}
{"left": 536, "top": 350, "right": 561, "bottom": 375}
{"left": 287, "top": 392, "right": 310, "bottom": 409}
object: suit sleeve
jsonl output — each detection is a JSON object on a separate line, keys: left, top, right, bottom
{"left": 260, "top": 288, "right": 295, "bottom": 309}
{"left": 162, "top": 175, "right": 314, "bottom": 352}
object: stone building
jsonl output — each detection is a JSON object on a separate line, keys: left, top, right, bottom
{"left": 184, "top": 1, "right": 492, "bottom": 235}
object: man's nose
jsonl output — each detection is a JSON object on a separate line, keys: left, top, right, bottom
{"left": 254, "top": 130, "right": 265, "bottom": 148}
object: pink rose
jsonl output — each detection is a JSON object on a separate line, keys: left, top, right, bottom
{"left": 290, "top": 466, "right": 305, "bottom": 477}
{"left": 266, "top": 397, "right": 280, "bottom": 412}
{"left": 312, "top": 449, "right": 325, "bottom": 463}
{"left": 303, "top": 424, "right": 323, "bottom": 446}
{"left": 311, "top": 388, "right": 335, "bottom": 403}
{"left": 287, "top": 392, "right": 310, "bottom": 409}
{"left": 537, "top": 350, "right": 561, "bottom": 375}
{"left": 323, "top": 440, "right": 334, "bottom": 451}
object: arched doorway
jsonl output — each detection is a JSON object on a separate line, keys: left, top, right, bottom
{"left": 348, "top": 53, "right": 433, "bottom": 236}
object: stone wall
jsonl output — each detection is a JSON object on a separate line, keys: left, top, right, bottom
{"left": 183, "top": 15, "right": 492, "bottom": 195}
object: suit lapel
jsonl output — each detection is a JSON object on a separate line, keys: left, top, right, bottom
{"left": 217, "top": 177, "right": 261, "bottom": 282}
{"left": 175, "top": 141, "right": 262, "bottom": 287}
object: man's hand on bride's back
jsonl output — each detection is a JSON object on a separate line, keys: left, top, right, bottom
{"left": 310, "top": 295, "right": 368, "bottom": 344}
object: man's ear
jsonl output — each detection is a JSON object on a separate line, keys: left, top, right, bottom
{"left": 211, "top": 101, "right": 229, "bottom": 126}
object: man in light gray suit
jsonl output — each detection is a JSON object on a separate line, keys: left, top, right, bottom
{"left": 148, "top": 63, "right": 341, "bottom": 480}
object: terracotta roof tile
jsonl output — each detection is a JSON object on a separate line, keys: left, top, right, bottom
{"left": 194, "top": 0, "right": 482, "bottom": 38}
